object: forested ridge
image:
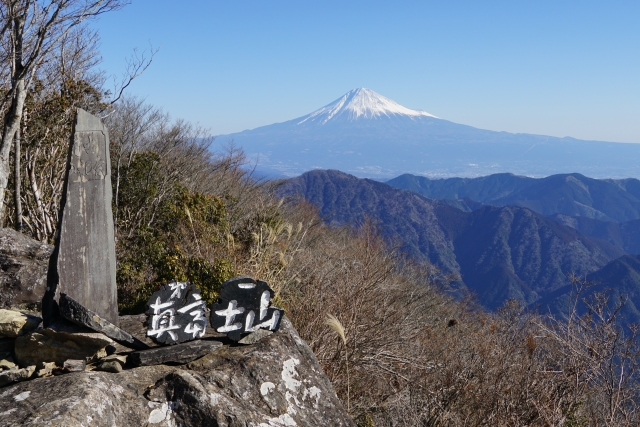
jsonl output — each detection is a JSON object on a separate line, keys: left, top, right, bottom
{"left": 1, "top": 2, "right": 639, "bottom": 425}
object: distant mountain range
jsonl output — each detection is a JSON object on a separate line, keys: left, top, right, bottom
{"left": 280, "top": 170, "right": 640, "bottom": 325}
{"left": 217, "top": 88, "right": 640, "bottom": 179}
{"left": 387, "top": 173, "right": 640, "bottom": 222}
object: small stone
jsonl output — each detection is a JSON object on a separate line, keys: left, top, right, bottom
{"left": 14, "top": 319, "right": 113, "bottom": 367}
{"left": 35, "top": 361, "right": 57, "bottom": 378}
{"left": 0, "top": 357, "right": 16, "bottom": 370}
{"left": 63, "top": 359, "right": 86, "bottom": 372}
{"left": 59, "top": 293, "right": 149, "bottom": 350}
{"left": 238, "top": 329, "right": 273, "bottom": 345}
{"left": 101, "top": 354, "right": 127, "bottom": 365}
{"left": 0, "top": 309, "right": 41, "bottom": 338}
{"left": 97, "top": 360, "right": 122, "bottom": 373}
{"left": 0, "top": 365, "right": 35, "bottom": 387}
{"left": 130, "top": 339, "right": 223, "bottom": 367}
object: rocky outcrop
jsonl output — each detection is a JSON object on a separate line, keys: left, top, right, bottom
{"left": 14, "top": 319, "right": 114, "bottom": 367}
{"left": 0, "top": 229, "right": 51, "bottom": 311}
{"left": 0, "top": 227, "right": 351, "bottom": 424}
{"left": 0, "top": 309, "right": 41, "bottom": 338}
{"left": 0, "top": 317, "right": 353, "bottom": 426}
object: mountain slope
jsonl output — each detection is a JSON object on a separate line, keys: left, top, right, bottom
{"left": 534, "top": 254, "right": 640, "bottom": 327}
{"left": 217, "top": 88, "right": 640, "bottom": 179}
{"left": 387, "top": 173, "right": 640, "bottom": 222}
{"left": 552, "top": 215, "right": 640, "bottom": 254}
{"left": 280, "top": 169, "right": 461, "bottom": 274}
{"left": 280, "top": 170, "right": 624, "bottom": 310}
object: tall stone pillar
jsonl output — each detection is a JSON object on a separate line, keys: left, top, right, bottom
{"left": 43, "top": 109, "right": 118, "bottom": 326}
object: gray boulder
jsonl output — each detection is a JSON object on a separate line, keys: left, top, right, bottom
{"left": 14, "top": 319, "right": 113, "bottom": 367}
{"left": 0, "top": 317, "right": 354, "bottom": 426}
{"left": 0, "top": 228, "right": 51, "bottom": 311}
{"left": 0, "top": 365, "right": 35, "bottom": 387}
{"left": 0, "top": 309, "right": 41, "bottom": 338}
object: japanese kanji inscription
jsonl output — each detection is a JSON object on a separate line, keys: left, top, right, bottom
{"left": 210, "top": 276, "right": 284, "bottom": 342}
{"left": 146, "top": 281, "right": 208, "bottom": 345}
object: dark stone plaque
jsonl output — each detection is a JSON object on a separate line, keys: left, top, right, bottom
{"left": 146, "top": 281, "right": 208, "bottom": 345}
{"left": 43, "top": 109, "right": 118, "bottom": 326}
{"left": 210, "top": 276, "right": 284, "bottom": 342}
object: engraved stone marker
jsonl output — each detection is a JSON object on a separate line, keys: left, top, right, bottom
{"left": 210, "top": 276, "right": 284, "bottom": 342}
{"left": 43, "top": 109, "right": 118, "bottom": 326}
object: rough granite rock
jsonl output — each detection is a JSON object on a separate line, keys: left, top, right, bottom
{"left": 0, "top": 309, "right": 41, "bottom": 337}
{"left": 0, "top": 228, "right": 51, "bottom": 310}
{"left": 0, "top": 337, "right": 14, "bottom": 359}
{"left": 0, "top": 365, "right": 35, "bottom": 387}
{"left": 59, "top": 293, "right": 148, "bottom": 350}
{"left": 62, "top": 359, "right": 86, "bottom": 372}
{"left": 14, "top": 319, "right": 113, "bottom": 367}
{"left": 0, "top": 358, "right": 16, "bottom": 370}
{"left": 96, "top": 360, "right": 122, "bottom": 373}
{"left": 0, "top": 317, "right": 354, "bottom": 426}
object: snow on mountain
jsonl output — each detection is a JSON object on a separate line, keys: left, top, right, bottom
{"left": 297, "top": 88, "right": 437, "bottom": 124}
{"left": 215, "top": 88, "right": 640, "bottom": 180}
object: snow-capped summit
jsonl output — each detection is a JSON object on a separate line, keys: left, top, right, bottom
{"left": 298, "top": 88, "right": 437, "bottom": 124}
{"left": 216, "top": 87, "right": 640, "bottom": 180}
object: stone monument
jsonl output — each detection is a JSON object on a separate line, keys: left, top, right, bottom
{"left": 43, "top": 109, "right": 118, "bottom": 326}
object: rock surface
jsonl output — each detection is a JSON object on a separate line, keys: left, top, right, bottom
{"left": 0, "top": 317, "right": 354, "bottom": 426}
{"left": 14, "top": 319, "right": 113, "bottom": 367}
{"left": 0, "top": 309, "right": 41, "bottom": 338}
{"left": 0, "top": 228, "right": 51, "bottom": 310}
{"left": 96, "top": 360, "right": 122, "bottom": 373}
{"left": 129, "top": 339, "right": 223, "bottom": 367}
{"left": 59, "top": 293, "right": 148, "bottom": 349}
{"left": 62, "top": 359, "right": 86, "bottom": 372}
{"left": 0, "top": 365, "right": 35, "bottom": 387}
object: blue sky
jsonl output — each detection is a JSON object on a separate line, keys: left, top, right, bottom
{"left": 93, "top": 1, "right": 640, "bottom": 143}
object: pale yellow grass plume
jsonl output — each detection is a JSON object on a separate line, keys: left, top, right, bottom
{"left": 325, "top": 313, "right": 347, "bottom": 345}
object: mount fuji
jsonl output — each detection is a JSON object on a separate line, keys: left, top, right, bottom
{"left": 215, "top": 88, "right": 640, "bottom": 179}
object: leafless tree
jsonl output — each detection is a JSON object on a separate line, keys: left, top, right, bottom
{"left": 0, "top": 0, "right": 128, "bottom": 224}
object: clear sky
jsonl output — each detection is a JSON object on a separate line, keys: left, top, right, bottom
{"left": 92, "top": 1, "right": 640, "bottom": 143}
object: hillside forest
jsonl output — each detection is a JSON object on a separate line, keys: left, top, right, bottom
{"left": 1, "top": 2, "right": 639, "bottom": 426}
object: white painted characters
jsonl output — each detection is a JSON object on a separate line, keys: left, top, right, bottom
{"left": 146, "top": 281, "right": 208, "bottom": 344}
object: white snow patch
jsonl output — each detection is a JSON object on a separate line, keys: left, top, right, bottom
{"left": 0, "top": 408, "right": 17, "bottom": 416}
{"left": 298, "top": 88, "right": 438, "bottom": 125}
{"left": 261, "top": 381, "right": 276, "bottom": 396}
{"left": 13, "top": 391, "right": 30, "bottom": 402}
